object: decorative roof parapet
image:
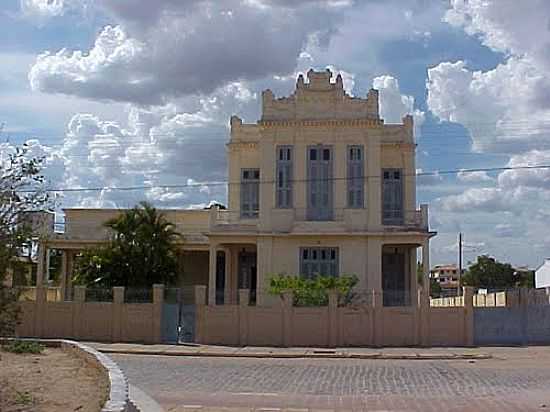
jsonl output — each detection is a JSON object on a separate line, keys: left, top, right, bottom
{"left": 261, "top": 69, "right": 380, "bottom": 121}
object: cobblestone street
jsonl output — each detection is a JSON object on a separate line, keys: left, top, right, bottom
{"left": 113, "top": 347, "right": 550, "bottom": 411}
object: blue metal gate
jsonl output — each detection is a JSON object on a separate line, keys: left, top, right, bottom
{"left": 162, "top": 288, "right": 196, "bottom": 344}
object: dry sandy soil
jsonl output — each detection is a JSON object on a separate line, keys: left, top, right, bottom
{"left": 0, "top": 347, "right": 109, "bottom": 412}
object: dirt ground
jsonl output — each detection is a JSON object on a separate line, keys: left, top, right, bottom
{"left": 0, "top": 347, "right": 109, "bottom": 412}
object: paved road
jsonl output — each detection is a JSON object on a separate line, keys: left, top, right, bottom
{"left": 113, "top": 347, "right": 550, "bottom": 411}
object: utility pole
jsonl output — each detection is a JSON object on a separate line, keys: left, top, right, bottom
{"left": 457, "top": 232, "right": 463, "bottom": 296}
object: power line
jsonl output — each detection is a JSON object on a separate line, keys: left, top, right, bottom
{"left": 15, "top": 164, "right": 550, "bottom": 194}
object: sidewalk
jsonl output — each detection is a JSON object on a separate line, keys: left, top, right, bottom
{"left": 88, "top": 342, "right": 492, "bottom": 360}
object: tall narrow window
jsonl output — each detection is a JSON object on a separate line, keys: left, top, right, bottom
{"left": 347, "top": 145, "right": 364, "bottom": 208}
{"left": 300, "top": 247, "right": 339, "bottom": 278}
{"left": 276, "top": 146, "right": 293, "bottom": 208}
{"left": 241, "top": 168, "right": 260, "bottom": 218}
{"left": 382, "top": 168, "right": 403, "bottom": 225}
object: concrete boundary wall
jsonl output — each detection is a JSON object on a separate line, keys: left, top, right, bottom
{"left": 16, "top": 285, "right": 164, "bottom": 344}
{"left": 474, "top": 289, "right": 550, "bottom": 345}
{"left": 195, "top": 287, "right": 475, "bottom": 347}
{"left": 432, "top": 289, "right": 550, "bottom": 308}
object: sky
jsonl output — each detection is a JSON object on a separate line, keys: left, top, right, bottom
{"left": 2, "top": 0, "right": 550, "bottom": 268}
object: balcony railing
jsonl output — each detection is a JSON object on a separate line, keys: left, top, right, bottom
{"left": 210, "top": 205, "right": 429, "bottom": 232}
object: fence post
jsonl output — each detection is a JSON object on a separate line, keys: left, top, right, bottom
{"left": 153, "top": 284, "right": 164, "bottom": 344}
{"left": 34, "top": 286, "right": 47, "bottom": 338}
{"left": 238, "top": 289, "right": 249, "bottom": 346}
{"left": 463, "top": 286, "right": 474, "bottom": 346}
{"left": 519, "top": 288, "right": 529, "bottom": 345}
{"left": 112, "top": 287, "right": 124, "bottom": 342}
{"left": 194, "top": 285, "right": 207, "bottom": 343}
{"left": 282, "top": 291, "right": 293, "bottom": 347}
{"left": 372, "top": 289, "right": 382, "bottom": 347}
{"left": 419, "top": 288, "right": 430, "bottom": 347}
{"left": 328, "top": 290, "right": 339, "bottom": 347}
{"left": 73, "top": 286, "right": 86, "bottom": 339}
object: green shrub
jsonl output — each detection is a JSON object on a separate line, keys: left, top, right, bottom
{"left": 268, "top": 274, "right": 358, "bottom": 306}
{"left": 3, "top": 340, "right": 44, "bottom": 354}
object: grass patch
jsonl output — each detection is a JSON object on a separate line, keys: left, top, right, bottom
{"left": 14, "top": 391, "right": 34, "bottom": 405}
{"left": 3, "top": 340, "right": 45, "bottom": 354}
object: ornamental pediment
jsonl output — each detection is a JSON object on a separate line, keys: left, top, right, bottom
{"left": 261, "top": 69, "right": 380, "bottom": 121}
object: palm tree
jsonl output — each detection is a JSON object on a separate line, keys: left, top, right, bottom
{"left": 75, "top": 202, "right": 181, "bottom": 287}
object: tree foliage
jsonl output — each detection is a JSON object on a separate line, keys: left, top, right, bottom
{"left": 1, "top": 145, "right": 51, "bottom": 336}
{"left": 268, "top": 274, "right": 358, "bottom": 306}
{"left": 73, "top": 202, "right": 181, "bottom": 288}
{"left": 462, "top": 255, "right": 516, "bottom": 289}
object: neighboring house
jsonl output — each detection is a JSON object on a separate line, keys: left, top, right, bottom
{"left": 430, "top": 264, "right": 463, "bottom": 297}
{"left": 536, "top": 259, "right": 550, "bottom": 289}
{"left": 37, "top": 69, "right": 435, "bottom": 307}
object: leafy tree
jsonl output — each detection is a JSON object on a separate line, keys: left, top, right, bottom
{"left": 268, "top": 274, "right": 358, "bottom": 306}
{"left": 429, "top": 278, "right": 442, "bottom": 298}
{"left": 73, "top": 202, "right": 181, "bottom": 288}
{"left": 462, "top": 255, "right": 515, "bottom": 289}
{"left": 1, "top": 145, "right": 51, "bottom": 336}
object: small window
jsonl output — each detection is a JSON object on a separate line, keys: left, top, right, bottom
{"left": 384, "top": 171, "right": 390, "bottom": 179}
{"left": 394, "top": 170, "right": 400, "bottom": 179}
{"left": 310, "top": 149, "right": 317, "bottom": 160}
{"left": 323, "top": 149, "right": 330, "bottom": 161}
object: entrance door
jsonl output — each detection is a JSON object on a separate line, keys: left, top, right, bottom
{"left": 238, "top": 251, "right": 257, "bottom": 305}
{"left": 307, "top": 145, "right": 333, "bottom": 221}
{"left": 382, "top": 169, "right": 403, "bottom": 225}
{"left": 382, "top": 249, "right": 406, "bottom": 306}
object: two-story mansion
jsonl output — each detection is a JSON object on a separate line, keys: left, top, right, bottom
{"left": 38, "top": 69, "right": 435, "bottom": 307}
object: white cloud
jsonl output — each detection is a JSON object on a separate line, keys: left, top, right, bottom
{"left": 427, "top": 0, "right": 550, "bottom": 153}
{"left": 457, "top": 170, "right": 493, "bottom": 183}
{"left": 498, "top": 150, "right": 550, "bottom": 190}
{"left": 440, "top": 187, "right": 508, "bottom": 213}
{"left": 416, "top": 168, "right": 442, "bottom": 187}
{"left": 373, "top": 75, "right": 425, "bottom": 137}
{"left": 20, "top": 0, "right": 66, "bottom": 19}
{"left": 28, "top": 1, "right": 352, "bottom": 105}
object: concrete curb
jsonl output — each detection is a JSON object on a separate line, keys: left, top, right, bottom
{"left": 96, "top": 347, "right": 491, "bottom": 361}
{"left": 1, "top": 338, "right": 135, "bottom": 412}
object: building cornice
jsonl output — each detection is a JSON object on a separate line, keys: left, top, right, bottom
{"left": 258, "top": 118, "right": 384, "bottom": 128}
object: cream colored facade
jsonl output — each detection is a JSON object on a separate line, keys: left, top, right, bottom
{"left": 38, "top": 69, "right": 434, "bottom": 308}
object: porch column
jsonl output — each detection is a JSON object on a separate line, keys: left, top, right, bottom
{"left": 367, "top": 239, "right": 383, "bottom": 295}
{"left": 256, "top": 237, "right": 272, "bottom": 307}
{"left": 35, "top": 242, "right": 47, "bottom": 286}
{"left": 223, "top": 246, "right": 232, "bottom": 305}
{"left": 422, "top": 239, "right": 430, "bottom": 298}
{"left": 208, "top": 242, "right": 218, "bottom": 305}
{"left": 409, "top": 247, "right": 418, "bottom": 308}
{"left": 59, "top": 250, "right": 68, "bottom": 301}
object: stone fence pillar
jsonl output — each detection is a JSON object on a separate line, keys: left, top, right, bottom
{"left": 282, "top": 291, "right": 293, "bottom": 347}
{"left": 112, "top": 287, "right": 124, "bottom": 342}
{"left": 153, "top": 284, "right": 164, "bottom": 343}
{"left": 238, "top": 289, "right": 249, "bottom": 345}
{"left": 463, "top": 286, "right": 474, "bottom": 346}
{"left": 194, "top": 285, "right": 207, "bottom": 343}
{"left": 328, "top": 290, "right": 339, "bottom": 347}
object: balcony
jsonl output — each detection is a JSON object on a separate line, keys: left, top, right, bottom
{"left": 383, "top": 205, "right": 429, "bottom": 232}
{"left": 209, "top": 204, "right": 430, "bottom": 234}
{"left": 209, "top": 209, "right": 259, "bottom": 232}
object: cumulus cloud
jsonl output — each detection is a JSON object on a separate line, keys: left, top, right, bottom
{"left": 29, "top": 0, "right": 352, "bottom": 105}
{"left": 498, "top": 150, "right": 550, "bottom": 190}
{"left": 428, "top": 1, "right": 550, "bottom": 153}
{"left": 416, "top": 168, "right": 443, "bottom": 187}
{"left": 457, "top": 170, "right": 493, "bottom": 183}
{"left": 373, "top": 75, "right": 425, "bottom": 136}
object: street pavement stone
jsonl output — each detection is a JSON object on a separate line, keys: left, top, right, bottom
{"left": 112, "top": 348, "right": 550, "bottom": 411}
